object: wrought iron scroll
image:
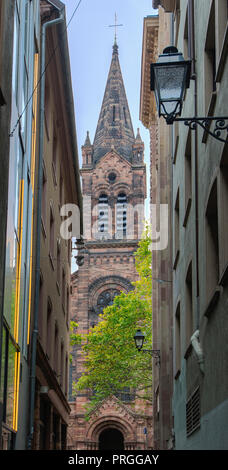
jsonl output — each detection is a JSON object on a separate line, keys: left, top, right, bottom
{"left": 175, "top": 117, "right": 228, "bottom": 143}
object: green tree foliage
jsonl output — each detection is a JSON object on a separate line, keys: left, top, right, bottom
{"left": 70, "top": 226, "right": 152, "bottom": 414}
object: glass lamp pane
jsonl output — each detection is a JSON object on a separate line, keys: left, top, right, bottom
{"left": 155, "top": 64, "right": 185, "bottom": 102}
{"left": 134, "top": 330, "right": 144, "bottom": 350}
{"left": 161, "top": 100, "right": 182, "bottom": 117}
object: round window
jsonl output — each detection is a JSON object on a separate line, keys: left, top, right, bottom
{"left": 108, "top": 172, "right": 117, "bottom": 183}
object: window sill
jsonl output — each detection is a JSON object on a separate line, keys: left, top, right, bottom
{"left": 173, "top": 250, "right": 180, "bottom": 270}
{"left": 172, "top": 134, "right": 179, "bottom": 165}
{"left": 56, "top": 281, "right": 61, "bottom": 296}
{"left": 219, "top": 262, "right": 228, "bottom": 287}
{"left": 202, "top": 92, "right": 217, "bottom": 144}
{"left": 49, "top": 252, "right": 55, "bottom": 271}
{"left": 174, "top": 369, "right": 181, "bottom": 381}
{"left": 183, "top": 197, "right": 192, "bottom": 228}
{"left": 52, "top": 161, "right": 57, "bottom": 187}
{"left": 204, "top": 286, "right": 222, "bottom": 318}
{"left": 184, "top": 341, "right": 193, "bottom": 360}
{"left": 41, "top": 217, "right": 47, "bottom": 239}
{"left": 216, "top": 24, "right": 228, "bottom": 83}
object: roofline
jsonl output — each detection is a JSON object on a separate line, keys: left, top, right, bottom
{"left": 56, "top": 9, "right": 83, "bottom": 235}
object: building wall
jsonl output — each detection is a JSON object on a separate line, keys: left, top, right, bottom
{"left": 0, "top": 0, "right": 40, "bottom": 450}
{"left": 68, "top": 148, "right": 153, "bottom": 450}
{"left": 68, "top": 40, "right": 153, "bottom": 449}
{"left": 140, "top": 12, "right": 173, "bottom": 449}
{"left": 156, "top": 0, "right": 228, "bottom": 449}
{"left": 29, "top": 1, "right": 82, "bottom": 450}
{"left": 0, "top": 0, "right": 15, "bottom": 447}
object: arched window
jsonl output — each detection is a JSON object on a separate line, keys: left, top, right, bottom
{"left": 98, "top": 193, "right": 108, "bottom": 233}
{"left": 116, "top": 193, "right": 127, "bottom": 237}
{"left": 97, "top": 289, "right": 120, "bottom": 315}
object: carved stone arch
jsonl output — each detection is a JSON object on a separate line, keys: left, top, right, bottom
{"left": 93, "top": 184, "right": 110, "bottom": 195}
{"left": 88, "top": 275, "right": 133, "bottom": 297}
{"left": 86, "top": 416, "right": 136, "bottom": 444}
{"left": 113, "top": 183, "right": 131, "bottom": 197}
{"left": 88, "top": 275, "right": 133, "bottom": 325}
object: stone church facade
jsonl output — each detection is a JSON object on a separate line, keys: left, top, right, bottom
{"left": 68, "top": 41, "right": 153, "bottom": 450}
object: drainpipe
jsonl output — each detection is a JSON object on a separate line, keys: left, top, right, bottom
{"left": 27, "top": 2, "right": 64, "bottom": 449}
{"left": 191, "top": 330, "right": 204, "bottom": 374}
{"left": 188, "top": 0, "right": 200, "bottom": 327}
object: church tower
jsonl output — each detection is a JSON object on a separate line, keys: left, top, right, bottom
{"left": 68, "top": 42, "right": 152, "bottom": 450}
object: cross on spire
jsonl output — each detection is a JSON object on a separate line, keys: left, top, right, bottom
{"left": 109, "top": 13, "right": 123, "bottom": 45}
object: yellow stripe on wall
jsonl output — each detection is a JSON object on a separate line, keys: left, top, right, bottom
{"left": 14, "top": 179, "right": 24, "bottom": 343}
{"left": 27, "top": 52, "right": 39, "bottom": 345}
{"left": 13, "top": 351, "right": 20, "bottom": 432}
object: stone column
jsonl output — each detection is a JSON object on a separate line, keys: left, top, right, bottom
{"left": 46, "top": 404, "right": 53, "bottom": 450}
{"left": 56, "top": 416, "right": 62, "bottom": 450}
{"left": 33, "top": 389, "right": 40, "bottom": 450}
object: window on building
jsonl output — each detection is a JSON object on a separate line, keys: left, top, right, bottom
{"left": 42, "top": 165, "right": 47, "bottom": 230}
{"left": 65, "top": 355, "right": 68, "bottom": 396}
{"left": 96, "top": 289, "right": 120, "bottom": 315}
{"left": 66, "top": 287, "right": 70, "bottom": 325}
{"left": 204, "top": 1, "right": 216, "bottom": 112}
{"left": 113, "top": 105, "right": 116, "bottom": 122}
{"left": 216, "top": 0, "right": 228, "bottom": 63}
{"left": 62, "top": 269, "right": 66, "bottom": 313}
{"left": 52, "top": 130, "right": 57, "bottom": 185}
{"left": 123, "top": 106, "right": 127, "bottom": 126}
{"left": 60, "top": 342, "right": 64, "bottom": 388}
{"left": 116, "top": 193, "right": 127, "bottom": 238}
{"left": 38, "top": 274, "right": 43, "bottom": 339}
{"left": 54, "top": 323, "right": 59, "bottom": 375}
{"left": 12, "top": 2, "right": 20, "bottom": 100}
{"left": 57, "top": 241, "right": 61, "bottom": 289}
{"left": 0, "top": 326, "right": 20, "bottom": 432}
{"left": 175, "top": 302, "right": 181, "bottom": 375}
{"left": 184, "top": 5, "right": 189, "bottom": 59}
{"left": 59, "top": 172, "right": 63, "bottom": 208}
{"left": 45, "top": 80, "right": 51, "bottom": 138}
{"left": 174, "top": 189, "right": 180, "bottom": 268}
{"left": 68, "top": 239, "right": 72, "bottom": 266}
{"left": 98, "top": 193, "right": 108, "bottom": 233}
{"left": 185, "top": 130, "right": 192, "bottom": 211}
{"left": 7, "top": 337, "right": 20, "bottom": 431}
{"left": 49, "top": 205, "right": 54, "bottom": 260}
{"left": 185, "top": 262, "right": 193, "bottom": 347}
{"left": 186, "top": 387, "right": 200, "bottom": 437}
{"left": 46, "top": 298, "right": 52, "bottom": 360}
{"left": 220, "top": 145, "right": 228, "bottom": 275}
{"left": 205, "top": 180, "right": 219, "bottom": 300}
{"left": 20, "top": 0, "right": 31, "bottom": 141}
{"left": 115, "top": 388, "right": 135, "bottom": 403}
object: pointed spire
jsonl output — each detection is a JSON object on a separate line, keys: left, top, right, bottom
{"left": 93, "top": 44, "right": 135, "bottom": 164}
{"left": 84, "top": 131, "right": 91, "bottom": 147}
{"left": 135, "top": 128, "right": 142, "bottom": 142}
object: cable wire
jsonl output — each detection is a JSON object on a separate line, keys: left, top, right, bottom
{"left": 10, "top": 0, "right": 83, "bottom": 137}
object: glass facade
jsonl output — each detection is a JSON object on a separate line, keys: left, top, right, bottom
{"left": 1, "top": 0, "right": 40, "bottom": 444}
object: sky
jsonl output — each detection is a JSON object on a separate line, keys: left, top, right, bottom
{"left": 63, "top": 0, "right": 158, "bottom": 270}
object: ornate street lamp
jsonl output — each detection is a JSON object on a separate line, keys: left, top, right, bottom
{"left": 151, "top": 46, "right": 191, "bottom": 124}
{"left": 134, "top": 329, "right": 160, "bottom": 365}
{"left": 151, "top": 46, "right": 228, "bottom": 143}
{"left": 134, "top": 329, "right": 145, "bottom": 351}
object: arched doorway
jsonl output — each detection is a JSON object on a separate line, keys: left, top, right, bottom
{"left": 99, "top": 428, "right": 124, "bottom": 450}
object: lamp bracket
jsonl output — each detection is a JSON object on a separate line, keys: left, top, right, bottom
{"left": 142, "top": 349, "right": 160, "bottom": 364}
{"left": 173, "top": 116, "right": 228, "bottom": 143}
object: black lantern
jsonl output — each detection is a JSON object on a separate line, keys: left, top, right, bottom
{"left": 134, "top": 329, "right": 145, "bottom": 351}
{"left": 151, "top": 46, "right": 191, "bottom": 124}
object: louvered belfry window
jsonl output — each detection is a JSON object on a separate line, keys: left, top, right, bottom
{"left": 98, "top": 194, "right": 108, "bottom": 233}
{"left": 116, "top": 193, "right": 127, "bottom": 236}
{"left": 186, "top": 387, "right": 201, "bottom": 436}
